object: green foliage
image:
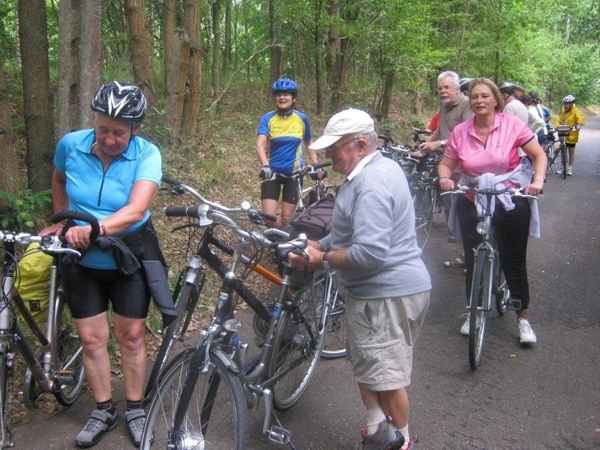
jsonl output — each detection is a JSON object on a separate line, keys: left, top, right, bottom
{"left": 0, "top": 189, "right": 52, "bottom": 230}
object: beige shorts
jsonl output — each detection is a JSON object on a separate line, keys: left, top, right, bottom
{"left": 346, "top": 291, "right": 430, "bottom": 391}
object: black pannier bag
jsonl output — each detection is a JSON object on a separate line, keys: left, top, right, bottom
{"left": 287, "top": 196, "right": 335, "bottom": 240}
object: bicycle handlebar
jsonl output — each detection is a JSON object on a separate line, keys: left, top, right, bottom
{"left": 264, "top": 162, "right": 332, "bottom": 182}
{"left": 441, "top": 185, "right": 538, "bottom": 200}
{"left": 51, "top": 210, "right": 101, "bottom": 242}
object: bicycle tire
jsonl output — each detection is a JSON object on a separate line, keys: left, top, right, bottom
{"left": 141, "top": 349, "right": 249, "bottom": 450}
{"left": 269, "top": 277, "right": 325, "bottom": 411}
{"left": 320, "top": 278, "right": 346, "bottom": 359}
{"left": 431, "top": 186, "right": 447, "bottom": 228}
{"left": 545, "top": 142, "right": 556, "bottom": 170}
{"left": 413, "top": 187, "right": 433, "bottom": 249}
{"left": 54, "top": 290, "right": 85, "bottom": 406}
{"left": 143, "top": 267, "right": 204, "bottom": 401}
{"left": 0, "top": 352, "right": 9, "bottom": 447}
{"left": 561, "top": 144, "right": 568, "bottom": 179}
{"left": 494, "top": 264, "right": 510, "bottom": 316}
{"left": 469, "top": 248, "right": 490, "bottom": 370}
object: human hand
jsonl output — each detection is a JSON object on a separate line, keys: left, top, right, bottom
{"left": 65, "top": 225, "right": 93, "bottom": 248}
{"left": 259, "top": 165, "right": 272, "bottom": 180}
{"left": 39, "top": 222, "right": 64, "bottom": 237}
{"left": 438, "top": 176, "right": 455, "bottom": 191}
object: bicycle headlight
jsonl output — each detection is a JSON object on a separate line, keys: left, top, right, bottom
{"left": 476, "top": 221, "right": 489, "bottom": 235}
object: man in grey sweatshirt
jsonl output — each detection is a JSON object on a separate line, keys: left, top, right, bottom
{"left": 288, "top": 109, "right": 431, "bottom": 450}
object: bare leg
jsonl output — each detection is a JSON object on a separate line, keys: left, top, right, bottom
{"left": 358, "top": 383, "right": 409, "bottom": 429}
{"left": 261, "top": 198, "right": 281, "bottom": 229}
{"left": 280, "top": 201, "right": 297, "bottom": 229}
{"left": 114, "top": 314, "right": 147, "bottom": 401}
{"left": 569, "top": 147, "right": 575, "bottom": 166}
{"left": 75, "top": 313, "right": 112, "bottom": 402}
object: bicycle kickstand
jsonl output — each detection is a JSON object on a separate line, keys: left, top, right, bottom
{"left": 262, "top": 389, "right": 297, "bottom": 449}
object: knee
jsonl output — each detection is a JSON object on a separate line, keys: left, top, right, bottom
{"left": 116, "top": 326, "right": 146, "bottom": 354}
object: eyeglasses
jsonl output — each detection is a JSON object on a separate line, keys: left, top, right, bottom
{"left": 326, "top": 138, "right": 354, "bottom": 153}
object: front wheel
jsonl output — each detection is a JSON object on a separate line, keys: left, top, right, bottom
{"left": 54, "top": 290, "right": 85, "bottom": 406}
{"left": 141, "top": 349, "right": 249, "bottom": 450}
{"left": 561, "top": 144, "right": 568, "bottom": 179}
{"left": 494, "top": 264, "right": 510, "bottom": 316}
{"left": 468, "top": 249, "right": 490, "bottom": 370}
{"left": 144, "top": 267, "right": 204, "bottom": 401}
{"left": 269, "top": 275, "right": 325, "bottom": 411}
{"left": 413, "top": 187, "right": 433, "bottom": 249}
{"left": 321, "top": 276, "right": 346, "bottom": 359}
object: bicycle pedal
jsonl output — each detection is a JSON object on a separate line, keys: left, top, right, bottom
{"left": 267, "top": 426, "right": 292, "bottom": 446}
{"left": 508, "top": 299, "right": 522, "bottom": 310}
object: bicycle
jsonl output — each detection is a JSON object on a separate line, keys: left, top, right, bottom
{"left": 545, "top": 128, "right": 558, "bottom": 172}
{"left": 0, "top": 211, "right": 97, "bottom": 447}
{"left": 442, "top": 186, "right": 537, "bottom": 370}
{"left": 141, "top": 188, "right": 340, "bottom": 449}
{"left": 549, "top": 125, "right": 575, "bottom": 179}
{"left": 142, "top": 175, "right": 346, "bottom": 401}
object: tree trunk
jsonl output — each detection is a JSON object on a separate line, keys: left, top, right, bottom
{"left": 211, "top": 0, "right": 221, "bottom": 95}
{"left": 329, "top": 37, "right": 347, "bottom": 113}
{"left": 314, "top": 0, "right": 324, "bottom": 114}
{"left": 223, "top": 0, "right": 231, "bottom": 76}
{"left": 182, "top": 0, "right": 202, "bottom": 138}
{"left": 56, "top": 0, "right": 81, "bottom": 139}
{"left": 0, "top": 53, "right": 19, "bottom": 199}
{"left": 165, "top": 31, "right": 189, "bottom": 145}
{"left": 127, "top": 0, "right": 156, "bottom": 107}
{"left": 379, "top": 68, "right": 395, "bottom": 120}
{"left": 18, "top": 0, "right": 55, "bottom": 193}
{"left": 78, "top": 0, "right": 102, "bottom": 128}
{"left": 270, "top": 44, "right": 284, "bottom": 84}
{"left": 326, "top": 0, "right": 340, "bottom": 83}
{"left": 161, "top": 0, "right": 176, "bottom": 96}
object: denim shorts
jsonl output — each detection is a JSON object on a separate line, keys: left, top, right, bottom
{"left": 346, "top": 291, "right": 430, "bottom": 391}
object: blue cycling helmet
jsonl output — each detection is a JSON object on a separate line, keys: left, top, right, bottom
{"left": 272, "top": 78, "right": 299, "bottom": 95}
{"left": 91, "top": 81, "right": 147, "bottom": 123}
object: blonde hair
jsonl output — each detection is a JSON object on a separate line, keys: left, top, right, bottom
{"left": 469, "top": 78, "right": 505, "bottom": 112}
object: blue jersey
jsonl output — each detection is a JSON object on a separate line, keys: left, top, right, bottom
{"left": 54, "top": 129, "right": 162, "bottom": 269}
{"left": 257, "top": 110, "right": 312, "bottom": 175}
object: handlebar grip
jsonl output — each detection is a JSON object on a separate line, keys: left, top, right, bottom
{"left": 164, "top": 206, "right": 201, "bottom": 218}
{"left": 258, "top": 211, "right": 277, "bottom": 222}
{"left": 161, "top": 175, "right": 181, "bottom": 186}
{"left": 312, "top": 161, "right": 332, "bottom": 170}
{"left": 51, "top": 211, "right": 101, "bottom": 242}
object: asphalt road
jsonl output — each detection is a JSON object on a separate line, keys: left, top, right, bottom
{"left": 13, "top": 117, "right": 600, "bottom": 449}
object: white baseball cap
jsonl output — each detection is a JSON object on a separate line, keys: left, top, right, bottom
{"left": 309, "top": 109, "right": 375, "bottom": 150}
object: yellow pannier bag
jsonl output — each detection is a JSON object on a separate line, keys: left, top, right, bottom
{"left": 15, "top": 243, "right": 53, "bottom": 324}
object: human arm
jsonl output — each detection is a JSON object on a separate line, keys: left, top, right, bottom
{"left": 40, "top": 169, "right": 70, "bottom": 236}
{"left": 288, "top": 245, "right": 353, "bottom": 272}
{"left": 437, "top": 156, "right": 460, "bottom": 191}
{"left": 529, "top": 110, "right": 546, "bottom": 135}
{"left": 419, "top": 128, "right": 444, "bottom": 153}
{"left": 521, "top": 138, "right": 546, "bottom": 195}
{"left": 256, "top": 134, "right": 270, "bottom": 167}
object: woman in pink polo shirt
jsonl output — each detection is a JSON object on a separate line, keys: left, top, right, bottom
{"left": 437, "top": 78, "right": 547, "bottom": 345}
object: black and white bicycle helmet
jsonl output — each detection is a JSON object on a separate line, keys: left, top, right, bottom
{"left": 498, "top": 81, "right": 515, "bottom": 95}
{"left": 91, "top": 81, "right": 147, "bottom": 123}
{"left": 562, "top": 94, "right": 576, "bottom": 103}
{"left": 459, "top": 77, "right": 474, "bottom": 93}
{"left": 528, "top": 91, "right": 541, "bottom": 101}
{"left": 271, "top": 78, "right": 299, "bottom": 95}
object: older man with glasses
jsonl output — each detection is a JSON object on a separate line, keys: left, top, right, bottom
{"left": 288, "top": 109, "right": 430, "bottom": 450}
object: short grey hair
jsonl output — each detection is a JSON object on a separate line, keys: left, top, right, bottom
{"left": 437, "top": 71, "right": 460, "bottom": 87}
{"left": 351, "top": 130, "right": 378, "bottom": 149}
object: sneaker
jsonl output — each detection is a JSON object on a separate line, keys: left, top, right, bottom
{"left": 402, "top": 436, "right": 419, "bottom": 450}
{"left": 518, "top": 318, "right": 537, "bottom": 344}
{"left": 76, "top": 409, "right": 118, "bottom": 448}
{"left": 125, "top": 408, "right": 146, "bottom": 446}
{"left": 460, "top": 316, "right": 470, "bottom": 336}
{"left": 360, "top": 419, "right": 405, "bottom": 450}
{"left": 556, "top": 169, "right": 563, "bottom": 175}
{"left": 567, "top": 167, "right": 573, "bottom": 176}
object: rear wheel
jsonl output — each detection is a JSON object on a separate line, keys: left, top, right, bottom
{"left": 431, "top": 186, "right": 447, "bottom": 228}
{"left": 468, "top": 249, "right": 490, "bottom": 370}
{"left": 54, "top": 290, "right": 85, "bottom": 406}
{"left": 413, "top": 187, "right": 434, "bottom": 249}
{"left": 144, "top": 267, "right": 204, "bottom": 401}
{"left": 269, "top": 276, "right": 325, "bottom": 411}
{"left": 141, "top": 349, "right": 249, "bottom": 450}
{"left": 0, "top": 353, "right": 11, "bottom": 446}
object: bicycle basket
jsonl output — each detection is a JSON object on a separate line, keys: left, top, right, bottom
{"left": 287, "top": 196, "right": 334, "bottom": 240}
{"left": 557, "top": 125, "right": 571, "bottom": 136}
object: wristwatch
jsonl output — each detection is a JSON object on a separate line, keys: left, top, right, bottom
{"left": 440, "top": 140, "right": 446, "bottom": 146}
{"left": 321, "top": 251, "right": 331, "bottom": 269}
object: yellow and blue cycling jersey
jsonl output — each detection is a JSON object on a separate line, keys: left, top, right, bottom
{"left": 257, "top": 110, "right": 312, "bottom": 175}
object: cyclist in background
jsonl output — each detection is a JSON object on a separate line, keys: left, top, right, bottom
{"left": 555, "top": 94, "right": 586, "bottom": 176}
{"left": 41, "top": 81, "right": 175, "bottom": 447}
{"left": 256, "top": 78, "right": 319, "bottom": 229}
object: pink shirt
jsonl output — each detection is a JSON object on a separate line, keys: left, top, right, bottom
{"left": 445, "top": 113, "right": 534, "bottom": 177}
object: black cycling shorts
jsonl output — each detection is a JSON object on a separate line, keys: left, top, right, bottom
{"left": 261, "top": 177, "right": 300, "bottom": 204}
{"left": 60, "top": 263, "right": 151, "bottom": 319}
